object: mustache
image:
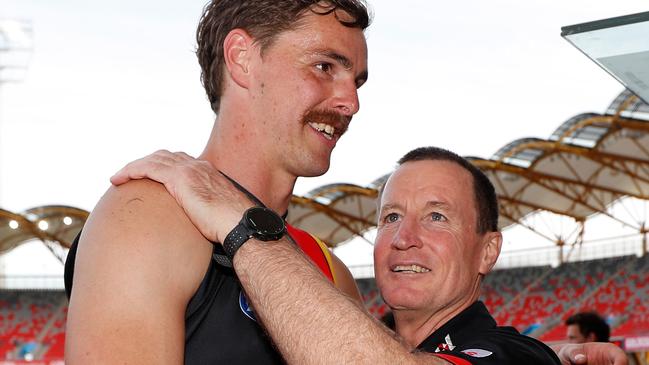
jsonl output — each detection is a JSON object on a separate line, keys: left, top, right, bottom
{"left": 303, "top": 109, "right": 351, "bottom": 136}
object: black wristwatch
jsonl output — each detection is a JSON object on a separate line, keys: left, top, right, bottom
{"left": 222, "top": 206, "right": 287, "bottom": 260}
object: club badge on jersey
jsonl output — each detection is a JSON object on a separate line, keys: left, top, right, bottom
{"left": 435, "top": 334, "right": 456, "bottom": 352}
{"left": 239, "top": 291, "right": 256, "bottom": 321}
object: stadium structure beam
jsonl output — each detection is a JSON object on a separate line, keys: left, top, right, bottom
{"left": 291, "top": 196, "right": 377, "bottom": 228}
{"left": 555, "top": 115, "right": 649, "bottom": 147}
{"left": 497, "top": 140, "right": 649, "bottom": 202}
{"left": 613, "top": 93, "right": 639, "bottom": 117}
{"left": 290, "top": 196, "right": 375, "bottom": 246}
{"left": 642, "top": 223, "right": 648, "bottom": 256}
{"left": 498, "top": 210, "right": 562, "bottom": 245}
{"left": 532, "top": 142, "right": 649, "bottom": 175}
{"left": 505, "top": 189, "right": 640, "bottom": 231}
{"left": 306, "top": 184, "right": 378, "bottom": 199}
{"left": 499, "top": 196, "right": 584, "bottom": 221}
{"left": 495, "top": 170, "right": 624, "bottom": 227}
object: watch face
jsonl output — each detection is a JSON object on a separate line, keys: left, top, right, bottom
{"left": 246, "top": 207, "right": 285, "bottom": 236}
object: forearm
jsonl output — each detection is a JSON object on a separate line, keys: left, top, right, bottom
{"left": 233, "top": 238, "right": 445, "bottom": 365}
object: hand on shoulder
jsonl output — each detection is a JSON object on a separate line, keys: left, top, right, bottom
{"left": 111, "top": 150, "right": 255, "bottom": 243}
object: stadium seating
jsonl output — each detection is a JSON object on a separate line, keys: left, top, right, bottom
{"left": 538, "top": 255, "right": 649, "bottom": 341}
{"left": 2, "top": 254, "right": 649, "bottom": 361}
{"left": 356, "top": 278, "right": 388, "bottom": 318}
{"left": 0, "top": 290, "right": 67, "bottom": 362}
{"left": 481, "top": 265, "right": 551, "bottom": 320}
{"left": 610, "top": 255, "right": 649, "bottom": 337}
{"left": 487, "top": 256, "right": 633, "bottom": 337}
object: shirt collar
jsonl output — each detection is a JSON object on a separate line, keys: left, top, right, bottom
{"left": 416, "top": 301, "right": 496, "bottom": 350}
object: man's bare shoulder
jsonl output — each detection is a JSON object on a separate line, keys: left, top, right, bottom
{"left": 66, "top": 179, "right": 214, "bottom": 363}
{"left": 78, "top": 178, "right": 213, "bottom": 298}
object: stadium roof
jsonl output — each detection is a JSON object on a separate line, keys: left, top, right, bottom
{"left": 0, "top": 205, "right": 87, "bottom": 261}
{"left": 1, "top": 90, "right": 648, "bottom": 254}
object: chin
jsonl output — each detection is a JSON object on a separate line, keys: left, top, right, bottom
{"left": 298, "top": 159, "right": 331, "bottom": 178}
{"left": 385, "top": 297, "right": 427, "bottom": 312}
{"left": 381, "top": 287, "right": 426, "bottom": 311}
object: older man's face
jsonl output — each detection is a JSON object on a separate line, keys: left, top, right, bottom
{"left": 374, "top": 160, "right": 498, "bottom": 319}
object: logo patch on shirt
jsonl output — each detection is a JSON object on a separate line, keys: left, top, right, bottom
{"left": 435, "top": 334, "right": 456, "bottom": 353}
{"left": 461, "top": 349, "right": 493, "bottom": 358}
{"left": 239, "top": 291, "right": 256, "bottom": 322}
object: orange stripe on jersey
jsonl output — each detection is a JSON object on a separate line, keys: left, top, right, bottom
{"left": 286, "top": 224, "right": 334, "bottom": 283}
{"left": 311, "top": 235, "right": 336, "bottom": 284}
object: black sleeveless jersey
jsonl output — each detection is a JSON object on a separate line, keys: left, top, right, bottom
{"left": 182, "top": 244, "right": 284, "bottom": 364}
{"left": 64, "top": 175, "right": 335, "bottom": 364}
{"left": 65, "top": 226, "right": 334, "bottom": 364}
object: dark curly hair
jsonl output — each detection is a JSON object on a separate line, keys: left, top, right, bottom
{"left": 196, "top": 0, "right": 371, "bottom": 113}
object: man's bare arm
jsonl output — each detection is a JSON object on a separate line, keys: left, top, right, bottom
{"left": 66, "top": 179, "right": 212, "bottom": 364}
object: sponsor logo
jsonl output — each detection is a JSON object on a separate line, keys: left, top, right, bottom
{"left": 239, "top": 291, "right": 256, "bottom": 321}
{"left": 435, "top": 334, "right": 456, "bottom": 353}
{"left": 461, "top": 349, "right": 493, "bottom": 358}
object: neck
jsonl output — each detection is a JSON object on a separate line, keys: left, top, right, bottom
{"left": 393, "top": 285, "right": 482, "bottom": 348}
{"left": 199, "top": 102, "right": 297, "bottom": 214}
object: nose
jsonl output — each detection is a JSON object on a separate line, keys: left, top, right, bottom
{"left": 391, "top": 216, "right": 423, "bottom": 251}
{"left": 332, "top": 78, "right": 360, "bottom": 117}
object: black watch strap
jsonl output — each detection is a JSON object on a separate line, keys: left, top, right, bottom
{"left": 212, "top": 251, "right": 233, "bottom": 268}
{"left": 223, "top": 219, "right": 251, "bottom": 260}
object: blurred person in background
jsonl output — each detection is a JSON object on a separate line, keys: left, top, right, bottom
{"left": 566, "top": 312, "right": 611, "bottom": 343}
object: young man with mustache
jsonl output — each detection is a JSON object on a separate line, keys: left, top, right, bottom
{"left": 65, "top": 1, "right": 370, "bottom": 363}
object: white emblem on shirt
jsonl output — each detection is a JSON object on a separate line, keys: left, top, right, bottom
{"left": 461, "top": 349, "right": 493, "bottom": 358}
{"left": 434, "top": 334, "right": 456, "bottom": 353}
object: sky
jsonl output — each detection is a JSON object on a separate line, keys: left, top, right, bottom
{"left": 0, "top": 0, "right": 647, "bottom": 274}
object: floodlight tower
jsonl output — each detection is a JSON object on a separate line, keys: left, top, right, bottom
{"left": 0, "top": 19, "right": 33, "bottom": 206}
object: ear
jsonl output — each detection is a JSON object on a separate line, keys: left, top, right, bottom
{"left": 223, "top": 28, "right": 254, "bottom": 89}
{"left": 478, "top": 231, "right": 502, "bottom": 275}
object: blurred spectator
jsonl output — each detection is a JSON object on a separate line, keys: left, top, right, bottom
{"left": 18, "top": 340, "right": 37, "bottom": 360}
{"left": 565, "top": 312, "right": 610, "bottom": 343}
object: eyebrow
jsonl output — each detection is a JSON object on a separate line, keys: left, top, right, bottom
{"left": 380, "top": 200, "right": 451, "bottom": 213}
{"left": 424, "top": 201, "right": 451, "bottom": 211}
{"left": 317, "top": 50, "right": 352, "bottom": 69}
{"left": 314, "top": 50, "right": 369, "bottom": 86}
{"left": 379, "top": 203, "right": 401, "bottom": 213}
